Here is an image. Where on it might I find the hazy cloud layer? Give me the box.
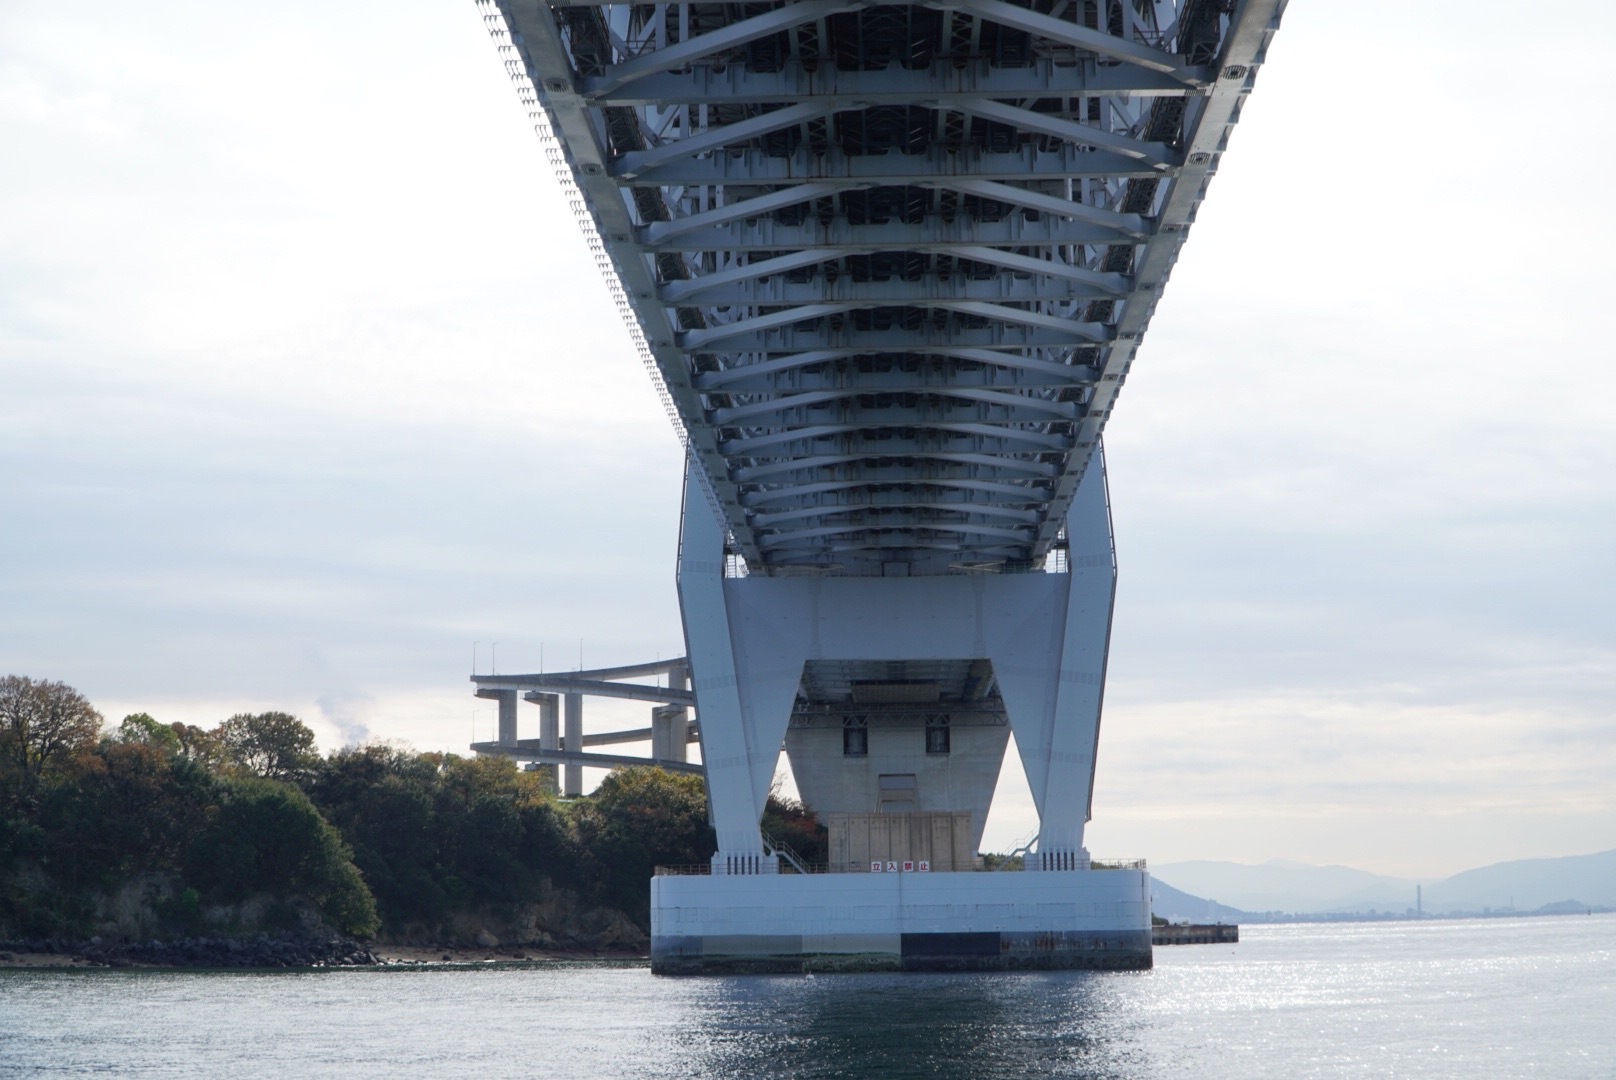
[2,0,1611,875]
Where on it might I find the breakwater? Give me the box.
[1153,923,1239,945]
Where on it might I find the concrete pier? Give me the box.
[652,868,1153,974]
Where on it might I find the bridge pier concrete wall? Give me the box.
[676,452,1117,873]
[651,868,1152,974]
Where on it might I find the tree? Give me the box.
[40,741,217,889]
[0,676,102,797]
[187,777,379,937]
[170,722,229,772]
[115,712,181,754]
[763,793,828,867]
[572,766,714,926]
[216,712,317,781]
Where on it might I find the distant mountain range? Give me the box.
[1149,848,1616,921]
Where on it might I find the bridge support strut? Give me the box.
[677,448,1118,877]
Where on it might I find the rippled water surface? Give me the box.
[3,916,1612,1078]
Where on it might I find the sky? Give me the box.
[2,0,1612,878]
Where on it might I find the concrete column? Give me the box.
[523,691,560,794]
[528,692,559,751]
[563,692,583,796]
[652,704,685,762]
[474,688,518,749]
[669,664,690,763]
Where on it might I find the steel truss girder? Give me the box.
[660,232,1135,294]
[699,366,1096,395]
[614,145,1168,186]
[642,215,1147,253]
[585,0,861,97]
[619,104,1169,179]
[757,518,1031,547]
[768,544,1026,563]
[954,100,1175,164]
[757,519,1035,548]
[488,0,1286,571]
[658,249,842,302]
[751,497,1042,528]
[666,272,1119,308]
[719,425,1073,456]
[933,180,1149,237]
[741,476,1052,507]
[640,185,846,246]
[694,348,1098,390]
[615,101,832,179]
[711,389,1080,426]
[583,59,1208,106]
[689,324,1112,354]
[732,453,1059,482]
[949,0,1195,78]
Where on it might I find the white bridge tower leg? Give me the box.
[677,464,792,874]
[676,450,1117,876]
[995,445,1116,871]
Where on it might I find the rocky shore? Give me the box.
[0,935,650,970]
[0,932,378,970]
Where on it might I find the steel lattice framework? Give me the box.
[480,0,1284,574]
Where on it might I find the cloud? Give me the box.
[2,0,1612,877]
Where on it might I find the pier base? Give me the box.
[651,868,1153,974]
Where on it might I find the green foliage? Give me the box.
[187,776,378,937]
[37,743,219,891]
[306,745,587,934]
[572,766,715,926]
[217,712,318,781]
[762,793,828,867]
[115,713,181,754]
[1,678,735,944]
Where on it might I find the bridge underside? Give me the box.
[485,0,1282,575]
[478,0,1283,972]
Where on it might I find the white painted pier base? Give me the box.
[652,868,1153,974]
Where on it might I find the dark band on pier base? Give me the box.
[652,929,1152,975]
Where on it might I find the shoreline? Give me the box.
[0,942,648,971]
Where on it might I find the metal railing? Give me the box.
[654,857,1146,876]
[763,835,818,875]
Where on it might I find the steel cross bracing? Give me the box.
[480,0,1284,575]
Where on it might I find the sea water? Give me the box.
[2,915,1612,1078]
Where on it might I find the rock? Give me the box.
[474,930,499,949]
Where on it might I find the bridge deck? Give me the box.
[482,0,1284,575]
